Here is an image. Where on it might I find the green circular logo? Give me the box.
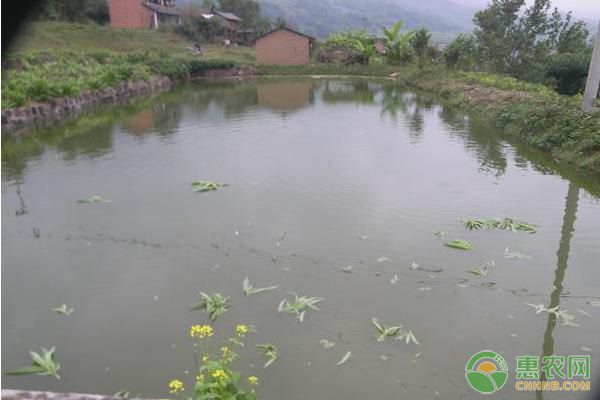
[465,350,509,394]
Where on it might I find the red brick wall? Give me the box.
[255,29,310,65]
[109,0,153,29]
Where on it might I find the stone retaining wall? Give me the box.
[1,67,258,135]
[1,77,172,134]
[1,390,162,400]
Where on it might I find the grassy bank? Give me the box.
[2,21,253,110]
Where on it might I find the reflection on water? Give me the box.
[2,78,600,400]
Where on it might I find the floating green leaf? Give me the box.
[371,318,403,342]
[5,347,61,379]
[336,351,352,366]
[278,293,323,322]
[257,344,278,368]
[190,180,228,193]
[462,218,537,233]
[52,304,74,316]
[77,195,111,204]
[242,277,278,296]
[444,239,473,250]
[191,292,230,321]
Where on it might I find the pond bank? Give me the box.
[1,67,256,134]
[1,390,161,400]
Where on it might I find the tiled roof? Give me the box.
[255,26,315,41]
[142,3,180,16]
[215,11,242,22]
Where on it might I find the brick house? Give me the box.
[255,26,315,66]
[109,0,180,29]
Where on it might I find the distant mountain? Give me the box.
[178,0,477,38]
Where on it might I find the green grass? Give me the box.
[8,21,255,63]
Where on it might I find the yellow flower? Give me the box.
[190,325,214,339]
[220,346,230,354]
[211,369,228,382]
[168,379,184,394]
[201,355,210,363]
[235,324,249,336]
[196,374,204,383]
[248,376,259,386]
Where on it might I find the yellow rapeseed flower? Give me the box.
[235,324,249,336]
[190,325,214,339]
[202,355,210,363]
[248,376,259,386]
[168,379,184,394]
[196,374,204,383]
[211,369,227,380]
[220,346,230,354]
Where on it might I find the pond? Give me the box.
[2,78,600,400]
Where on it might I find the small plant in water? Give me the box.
[52,304,74,316]
[77,195,111,204]
[444,239,473,250]
[192,292,230,321]
[5,347,61,379]
[242,277,278,296]
[256,344,279,368]
[168,324,258,400]
[462,217,537,233]
[191,180,228,193]
[371,318,403,342]
[278,293,324,322]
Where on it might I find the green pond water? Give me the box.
[2,78,600,400]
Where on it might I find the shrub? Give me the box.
[545,51,592,95]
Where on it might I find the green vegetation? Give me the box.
[256,344,279,368]
[5,347,61,380]
[462,217,537,233]
[77,195,111,204]
[191,180,229,193]
[444,239,473,250]
[277,293,324,322]
[192,292,231,321]
[175,324,259,400]
[52,304,74,316]
[242,277,279,296]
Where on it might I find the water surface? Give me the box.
[2,78,600,400]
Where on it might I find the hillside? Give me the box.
[179,0,476,38]
[7,21,255,63]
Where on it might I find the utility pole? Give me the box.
[582,20,600,112]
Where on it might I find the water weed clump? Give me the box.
[444,239,473,250]
[52,304,74,316]
[242,277,278,296]
[256,344,279,368]
[191,180,228,193]
[168,324,259,400]
[5,347,61,379]
[192,292,230,321]
[278,293,324,322]
[461,217,537,233]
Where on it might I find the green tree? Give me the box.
[217,0,271,32]
[323,30,376,64]
[444,34,478,69]
[382,21,415,64]
[411,28,431,59]
[35,0,109,24]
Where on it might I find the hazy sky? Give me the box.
[453,0,600,19]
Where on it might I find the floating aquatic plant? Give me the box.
[319,339,335,349]
[190,180,228,193]
[371,318,403,342]
[433,231,446,238]
[5,347,61,379]
[256,344,278,368]
[397,329,421,345]
[504,247,532,260]
[525,303,579,327]
[444,239,473,250]
[462,218,537,233]
[52,304,73,316]
[242,277,278,296]
[468,261,495,276]
[336,351,352,366]
[77,195,111,204]
[191,292,230,321]
[278,293,323,322]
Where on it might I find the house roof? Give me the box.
[142,2,180,16]
[255,26,315,42]
[215,11,242,22]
